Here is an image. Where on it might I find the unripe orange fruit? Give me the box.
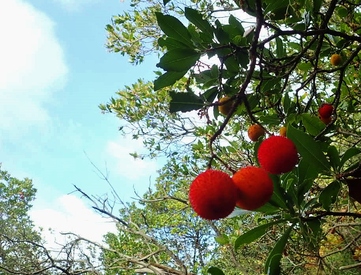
[218,96,233,116]
[279,126,287,137]
[189,170,238,220]
[247,124,265,142]
[257,136,298,174]
[318,103,333,119]
[232,166,273,210]
[330,54,342,66]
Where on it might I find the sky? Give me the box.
[0,0,161,244]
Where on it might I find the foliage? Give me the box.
[0,166,46,274]
[0,167,102,275]
[99,0,361,274]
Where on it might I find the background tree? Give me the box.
[0,167,103,275]
[0,165,47,274]
[99,0,361,274]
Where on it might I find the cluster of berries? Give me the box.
[189,135,299,220]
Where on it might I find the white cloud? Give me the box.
[0,0,68,140]
[30,194,116,249]
[106,137,158,181]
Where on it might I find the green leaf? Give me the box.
[169,91,204,113]
[163,0,171,5]
[215,234,229,245]
[184,8,214,38]
[301,113,325,136]
[288,126,331,175]
[313,0,322,14]
[156,49,200,72]
[340,147,361,168]
[208,267,225,275]
[283,92,290,113]
[235,219,288,250]
[301,219,322,249]
[261,78,281,94]
[154,71,187,91]
[298,62,312,71]
[264,224,294,275]
[319,181,341,211]
[268,174,290,210]
[237,50,249,69]
[275,37,284,58]
[228,14,244,35]
[158,37,191,50]
[327,145,340,170]
[264,0,289,16]
[155,12,193,47]
[201,86,218,103]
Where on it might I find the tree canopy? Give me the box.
[99,0,361,274]
[4,0,361,273]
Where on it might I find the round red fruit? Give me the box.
[189,169,238,220]
[232,166,273,210]
[318,103,333,119]
[257,136,298,174]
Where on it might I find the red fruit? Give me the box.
[189,170,238,220]
[232,166,273,210]
[320,115,332,124]
[257,136,298,174]
[318,103,333,119]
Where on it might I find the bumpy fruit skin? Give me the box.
[247,124,265,142]
[279,126,287,137]
[257,136,298,174]
[330,54,342,66]
[318,103,333,119]
[189,169,238,220]
[218,96,233,116]
[232,166,273,210]
[320,115,332,124]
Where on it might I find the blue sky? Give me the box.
[0,0,161,243]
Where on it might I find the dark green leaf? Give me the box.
[163,0,171,5]
[261,78,281,93]
[268,174,290,210]
[208,267,225,275]
[264,224,294,275]
[301,219,322,249]
[155,12,193,47]
[214,20,230,44]
[154,71,187,91]
[264,0,289,16]
[319,181,341,211]
[184,8,214,38]
[327,146,340,170]
[301,113,325,136]
[235,219,288,250]
[275,37,284,58]
[158,37,191,50]
[169,91,204,113]
[237,50,249,69]
[201,87,218,103]
[313,0,322,13]
[156,49,200,72]
[340,147,361,168]
[298,62,312,71]
[283,92,290,113]
[228,15,244,35]
[224,56,239,73]
[288,126,331,175]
